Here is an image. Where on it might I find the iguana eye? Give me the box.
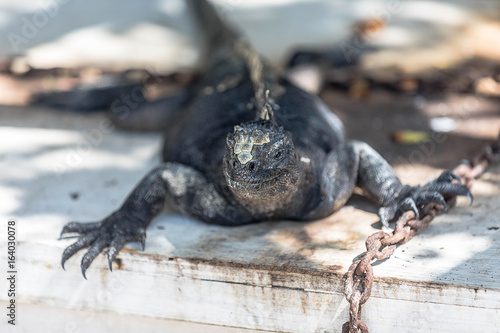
[274,151,282,159]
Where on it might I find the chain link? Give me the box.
[341,132,500,332]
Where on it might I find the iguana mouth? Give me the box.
[226,171,287,188]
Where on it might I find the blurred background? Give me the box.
[0,0,499,70]
[0,0,499,98]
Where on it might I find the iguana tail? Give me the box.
[187,0,276,122]
[186,0,239,67]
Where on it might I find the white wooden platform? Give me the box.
[0,108,499,332]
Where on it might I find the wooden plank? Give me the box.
[0,301,262,333]
[5,242,500,332]
[0,123,499,332]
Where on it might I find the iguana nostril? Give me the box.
[233,161,237,167]
[248,162,255,171]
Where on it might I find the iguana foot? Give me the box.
[60,211,147,279]
[378,171,473,228]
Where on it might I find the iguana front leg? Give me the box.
[60,162,250,278]
[306,141,472,225]
[350,141,472,227]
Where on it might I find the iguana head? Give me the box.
[223,120,300,206]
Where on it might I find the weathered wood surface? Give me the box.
[0,301,261,333]
[0,117,499,332]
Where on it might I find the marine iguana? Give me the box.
[60,0,472,278]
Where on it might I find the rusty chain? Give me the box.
[342,132,500,333]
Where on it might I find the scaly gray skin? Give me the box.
[60,0,472,279]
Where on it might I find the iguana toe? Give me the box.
[80,237,110,279]
[107,237,127,272]
[436,170,461,184]
[414,191,448,211]
[60,221,101,238]
[61,231,99,270]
